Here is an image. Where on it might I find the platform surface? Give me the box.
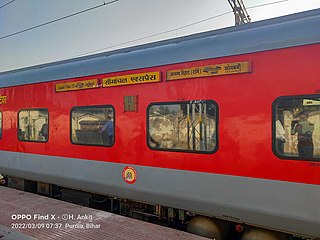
[0,186,206,240]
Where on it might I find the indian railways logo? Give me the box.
[122,166,137,184]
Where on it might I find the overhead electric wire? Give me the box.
[247,0,288,9]
[0,0,119,40]
[71,0,289,58]
[0,0,15,9]
[71,11,233,58]
[0,0,291,64]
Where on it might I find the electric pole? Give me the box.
[227,0,251,25]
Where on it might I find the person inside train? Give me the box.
[99,116,113,145]
[0,173,5,185]
[18,129,27,140]
[149,136,160,148]
[39,119,48,141]
[275,113,286,154]
[291,111,314,158]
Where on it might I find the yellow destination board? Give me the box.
[166,61,251,81]
[55,79,99,92]
[102,72,161,88]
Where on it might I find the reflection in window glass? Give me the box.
[148,100,217,153]
[71,106,114,146]
[274,96,320,160]
[18,109,48,142]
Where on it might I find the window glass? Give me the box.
[18,109,48,142]
[71,106,114,146]
[147,100,217,153]
[274,96,320,160]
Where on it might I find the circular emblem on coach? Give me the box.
[122,166,137,184]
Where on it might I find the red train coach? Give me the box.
[0,9,320,240]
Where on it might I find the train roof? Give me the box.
[0,8,320,88]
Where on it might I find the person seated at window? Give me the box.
[0,173,5,185]
[18,129,26,140]
[39,120,48,140]
[99,116,113,145]
[291,111,314,158]
[276,113,286,154]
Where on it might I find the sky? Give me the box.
[0,0,319,72]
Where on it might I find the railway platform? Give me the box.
[0,186,206,240]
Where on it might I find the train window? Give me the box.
[18,109,49,142]
[0,111,2,139]
[71,106,114,146]
[273,96,320,161]
[147,100,218,153]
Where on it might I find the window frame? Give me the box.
[146,100,219,154]
[70,105,115,147]
[17,108,49,143]
[272,94,320,162]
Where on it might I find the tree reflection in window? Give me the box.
[148,100,217,153]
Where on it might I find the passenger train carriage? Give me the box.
[0,9,320,240]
